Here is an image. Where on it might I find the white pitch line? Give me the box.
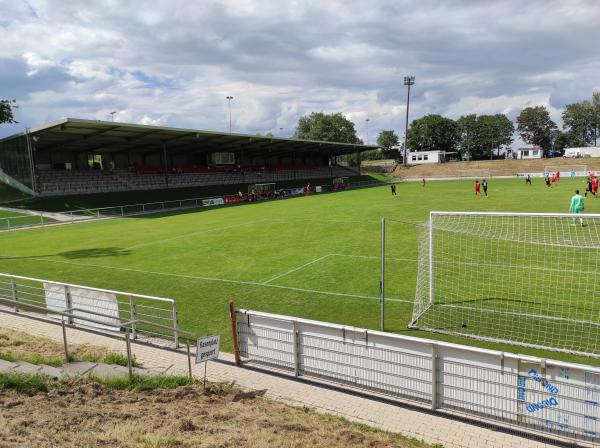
[5,256,412,303]
[440,303,600,326]
[330,253,417,262]
[262,254,333,284]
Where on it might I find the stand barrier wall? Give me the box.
[234,308,600,446]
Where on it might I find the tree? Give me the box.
[478,114,514,158]
[456,114,478,160]
[592,92,600,146]
[0,99,18,125]
[406,114,459,153]
[516,106,556,150]
[294,112,361,144]
[562,92,600,146]
[361,149,385,160]
[376,130,400,158]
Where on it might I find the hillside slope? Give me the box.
[394,158,600,178]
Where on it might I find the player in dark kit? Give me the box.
[482,179,488,196]
[390,183,396,195]
[525,174,532,185]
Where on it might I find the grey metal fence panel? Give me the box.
[235,309,600,445]
[0,273,181,347]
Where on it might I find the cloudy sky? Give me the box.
[1,0,599,143]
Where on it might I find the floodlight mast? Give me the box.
[226,96,234,133]
[403,76,415,167]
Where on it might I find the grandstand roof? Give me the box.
[6,118,377,157]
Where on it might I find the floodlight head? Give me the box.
[403,76,415,85]
[226,95,233,100]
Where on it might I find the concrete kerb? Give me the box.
[0,309,579,448]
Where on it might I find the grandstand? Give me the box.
[0,118,373,196]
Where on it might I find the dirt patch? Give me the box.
[0,328,115,365]
[0,379,430,448]
[0,327,431,447]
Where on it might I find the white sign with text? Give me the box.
[196,335,220,363]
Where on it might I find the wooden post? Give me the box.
[203,362,207,391]
[126,328,133,379]
[186,342,192,380]
[61,318,69,363]
[228,300,241,366]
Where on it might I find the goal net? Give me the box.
[410,211,600,357]
[248,183,275,199]
[333,177,349,190]
[456,169,491,179]
[544,165,588,177]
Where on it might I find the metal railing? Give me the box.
[233,308,600,446]
[0,178,392,231]
[0,273,183,348]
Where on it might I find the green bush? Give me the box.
[93,374,196,391]
[0,372,52,396]
[101,353,140,368]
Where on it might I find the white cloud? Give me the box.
[1,0,599,140]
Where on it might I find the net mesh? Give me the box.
[410,212,600,357]
[456,169,491,179]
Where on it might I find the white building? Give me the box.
[408,150,450,165]
[515,147,543,159]
[564,147,600,158]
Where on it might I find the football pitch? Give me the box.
[1,177,598,365]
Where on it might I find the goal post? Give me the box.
[456,169,491,179]
[410,211,600,357]
[543,165,588,177]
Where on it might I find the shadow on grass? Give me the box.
[0,246,131,260]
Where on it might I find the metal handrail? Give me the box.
[0,296,192,341]
[0,273,175,303]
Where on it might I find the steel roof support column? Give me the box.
[162,142,169,189]
[25,129,39,194]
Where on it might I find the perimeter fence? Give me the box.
[0,178,392,231]
[233,308,600,446]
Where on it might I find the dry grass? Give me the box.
[0,379,432,448]
[0,329,433,447]
[394,157,600,178]
[0,328,117,366]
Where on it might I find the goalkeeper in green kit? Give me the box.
[570,189,585,226]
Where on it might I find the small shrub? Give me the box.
[0,372,52,396]
[102,353,140,368]
[0,352,64,367]
[94,374,196,391]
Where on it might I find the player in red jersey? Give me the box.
[592,176,599,197]
[475,179,481,196]
[556,171,560,181]
[305,183,311,197]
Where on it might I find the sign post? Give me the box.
[196,335,220,391]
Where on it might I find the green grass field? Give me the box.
[1,177,599,365]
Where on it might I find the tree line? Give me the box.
[4,91,599,161]
[292,92,600,160]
